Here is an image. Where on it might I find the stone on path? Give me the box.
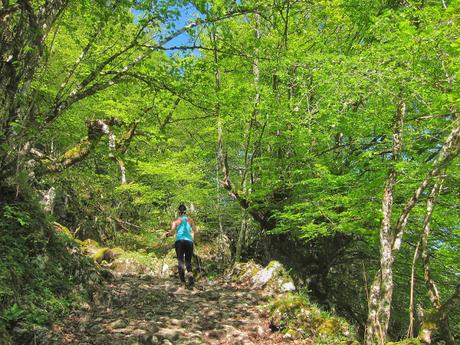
[109,319,128,329]
[156,327,185,341]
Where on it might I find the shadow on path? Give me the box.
[44,275,295,345]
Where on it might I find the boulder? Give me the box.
[91,247,109,263]
[251,260,296,294]
[280,282,296,292]
[268,293,358,343]
[89,246,124,264]
[80,239,100,255]
[77,238,125,264]
[228,260,295,294]
[102,247,124,263]
[227,260,262,284]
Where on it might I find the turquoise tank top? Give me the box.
[176,216,193,242]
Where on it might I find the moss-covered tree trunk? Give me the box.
[419,284,459,345]
[0,1,69,180]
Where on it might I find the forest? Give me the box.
[1,0,459,344]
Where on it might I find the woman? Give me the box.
[168,204,196,286]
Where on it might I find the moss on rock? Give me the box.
[252,260,296,294]
[91,248,109,263]
[227,260,296,294]
[102,247,124,263]
[53,222,74,238]
[267,293,357,344]
[227,260,262,284]
[79,239,100,256]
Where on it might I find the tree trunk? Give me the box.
[114,157,127,185]
[365,98,405,344]
[241,12,261,188]
[365,112,460,344]
[235,12,261,262]
[40,187,56,213]
[210,17,272,231]
[0,1,69,177]
[235,210,247,262]
[419,284,459,345]
[407,241,420,338]
[417,179,456,345]
[421,181,443,310]
[28,119,136,182]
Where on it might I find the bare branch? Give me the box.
[392,116,460,252]
[39,118,118,173]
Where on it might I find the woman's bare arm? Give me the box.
[167,218,179,236]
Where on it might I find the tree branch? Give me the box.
[43,6,261,126]
[35,117,138,176]
[392,116,460,253]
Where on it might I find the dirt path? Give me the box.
[44,274,295,345]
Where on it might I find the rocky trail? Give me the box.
[43,273,299,345]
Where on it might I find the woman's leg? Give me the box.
[184,241,194,286]
[184,241,194,273]
[175,240,186,282]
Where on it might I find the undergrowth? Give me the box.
[0,183,99,345]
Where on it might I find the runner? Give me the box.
[167,204,196,287]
